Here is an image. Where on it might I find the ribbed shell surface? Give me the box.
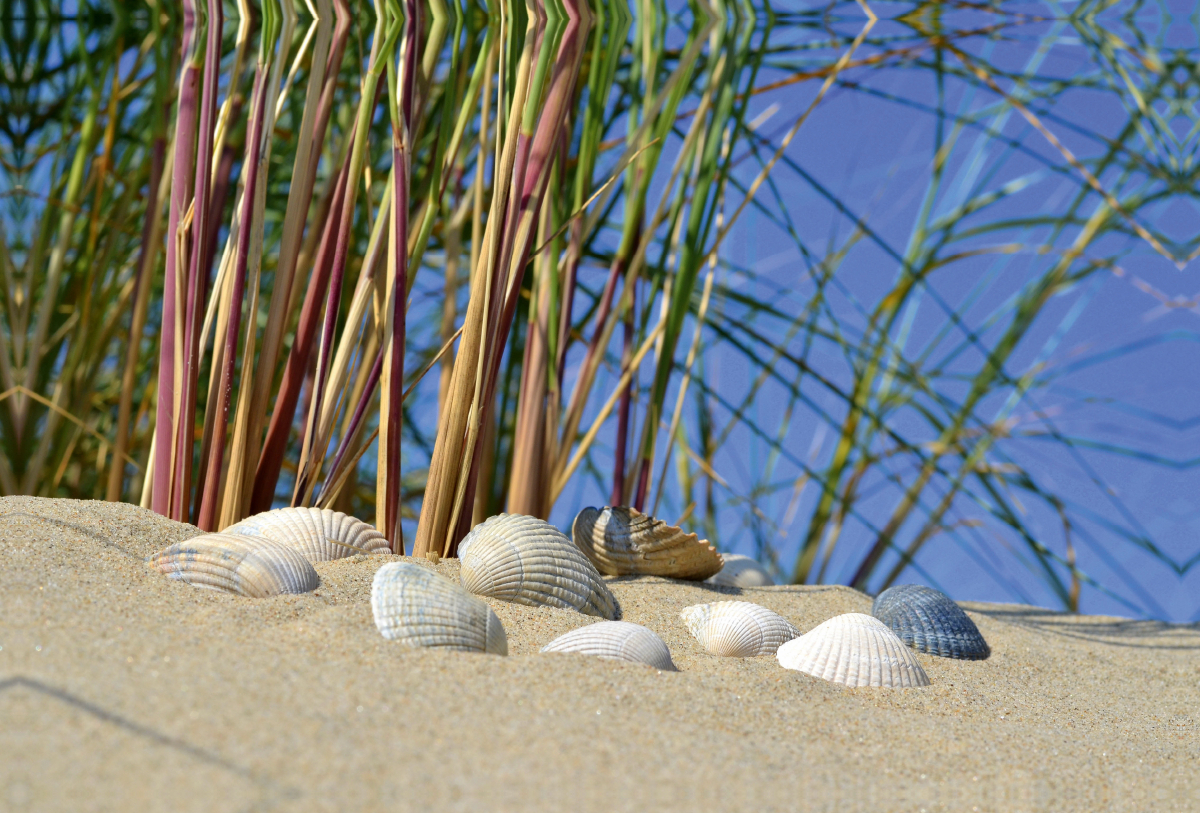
[704,554,775,587]
[371,562,507,654]
[571,506,723,580]
[680,601,798,657]
[776,613,930,688]
[458,514,619,619]
[872,584,991,660]
[147,534,320,598]
[225,507,390,562]
[540,621,677,671]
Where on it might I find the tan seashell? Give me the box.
[540,621,677,670]
[225,506,389,563]
[458,513,619,619]
[147,533,319,598]
[571,506,723,580]
[679,601,798,657]
[371,562,507,654]
[776,613,930,688]
[704,554,775,587]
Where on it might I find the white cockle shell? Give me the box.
[458,513,620,619]
[704,554,775,587]
[679,601,799,657]
[225,506,390,563]
[540,621,677,671]
[572,506,723,580]
[371,562,507,654]
[147,533,320,598]
[776,613,930,688]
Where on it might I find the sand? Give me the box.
[1,497,1194,812]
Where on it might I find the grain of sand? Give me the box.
[1,498,1195,811]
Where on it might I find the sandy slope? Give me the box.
[0,497,1194,812]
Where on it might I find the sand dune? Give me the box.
[1,497,1194,811]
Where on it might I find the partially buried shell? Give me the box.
[147,533,319,598]
[541,621,677,671]
[704,554,775,587]
[776,613,930,688]
[224,506,390,563]
[371,562,507,654]
[680,601,798,657]
[572,506,723,580]
[872,584,990,660]
[458,513,620,619]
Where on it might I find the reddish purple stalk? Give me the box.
[380,0,419,550]
[169,0,223,522]
[152,0,199,517]
[611,279,634,506]
[196,67,269,531]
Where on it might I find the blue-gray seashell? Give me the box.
[871,584,990,661]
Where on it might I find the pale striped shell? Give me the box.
[572,506,723,580]
[458,513,619,619]
[224,506,389,563]
[147,533,319,598]
[776,613,930,688]
[872,584,990,660]
[705,554,775,587]
[371,562,507,654]
[540,621,677,671]
[680,601,798,657]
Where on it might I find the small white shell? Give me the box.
[776,613,930,688]
[225,506,390,563]
[572,506,723,580]
[147,533,319,597]
[680,601,798,657]
[458,514,619,619]
[371,562,507,654]
[541,621,677,671]
[704,554,775,587]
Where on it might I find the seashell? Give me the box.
[776,613,930,688]
[872,584,991,660]
[371,562,507,654]
[458,513,619,619]
[679,601,798,657]
[224,506,390,563]
[704,554,775,587]
[572,506,723,580]
[147,533,319,598]
[540,621,677,671]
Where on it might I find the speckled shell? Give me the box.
[680,601,798,657]
[371,562,507,654]
[458,513,620,619]
[540,621,678,671]
[571,506,723,580]
[224,507,389,563]
[147,533,319,598]
[776,613,930,688]
[872,584,991,660]
[704,554,775,587]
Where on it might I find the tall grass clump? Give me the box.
[1,0,1191,617]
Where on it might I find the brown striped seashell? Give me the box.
[224,506,390,563]
[571,506,723,580]
[704,554,775,587]
[776,613,930,688]
[680,601,799,657]
[371,562,507,654]
[458,513,619,619]
[540,621,677,670]
[147,533,319,598]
